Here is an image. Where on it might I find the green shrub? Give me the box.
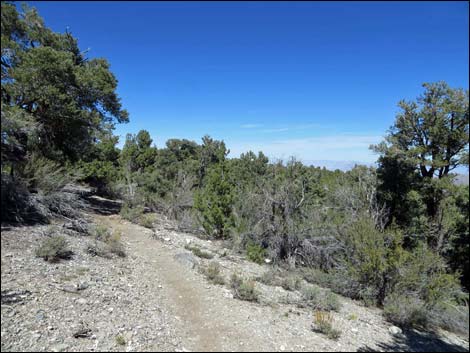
[257,268,305,292]
[88,227,125,258]
[202,262,225,285]
[106,231,126,257]
[383,293,428,327]
[138,213,155,229]
[1,174,39,224]
[94,224,110,241]
[36,235,72,262]
[257,269,302,291]
[347,313,358,321]
[301,263,379,307]
[301,267,328,285]
[341,217,405,305]
[246,242,266,264]
[381,245,465,331]
[301,286,342,312]
[230,272,244,290]
[280,275,303,291]
[237,281,259,302]
[392,245,462,308]
[313,311,341,340]
[86,242,112,259]
[428,301,469,335]
[23,153,74,194]
[76,159,120,197]
[185,244,214,259]
[230,273,259,302]
[120,204,155,229]
[115,335,126,345]
[301,267,361,303]
[324,291,342,312]
[194,163,235,239]
[120,204,145,222]
[177,209,201,233]
[256,268,282,286]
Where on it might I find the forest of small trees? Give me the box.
[1,2,469,334]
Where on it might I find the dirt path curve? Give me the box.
[94,214,470,353]
[97,214,268,352]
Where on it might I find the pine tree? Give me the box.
[194,162,235,238]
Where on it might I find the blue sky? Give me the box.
[27,1,469,167]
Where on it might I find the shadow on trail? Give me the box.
[84,195,122,215]
[357,328,469,352]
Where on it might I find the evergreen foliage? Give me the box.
[194,162,235,238]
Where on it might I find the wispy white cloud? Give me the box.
[262,127,290,133]
[227,134,384,163]
[240,124,263,129]
[248,122,328,133]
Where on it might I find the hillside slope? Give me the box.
[1,210,469,352]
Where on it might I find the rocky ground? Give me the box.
[1,206,469,352]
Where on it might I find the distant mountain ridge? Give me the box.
[303,160,375,171]
[303,161,469,185]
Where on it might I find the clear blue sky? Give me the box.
[27,1,469,166]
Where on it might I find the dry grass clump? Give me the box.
[36,235,72,262]
[313,311,341,340]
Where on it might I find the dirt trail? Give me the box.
[2,211,468,352]
[95,213,470,353]
[98,214,267,352]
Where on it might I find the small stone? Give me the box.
[36,310,46,321]
[73,326,91,338]
[77,282,89,291]
[76,298,88,305]
[223,290,234,299]
[264,258,272,264]
[164,237,171,242]
[108,307,114,313]
[389,326,402,336]
[280,345,286,351]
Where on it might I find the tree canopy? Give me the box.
[372,82,469,180]
[1,1,128,164]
